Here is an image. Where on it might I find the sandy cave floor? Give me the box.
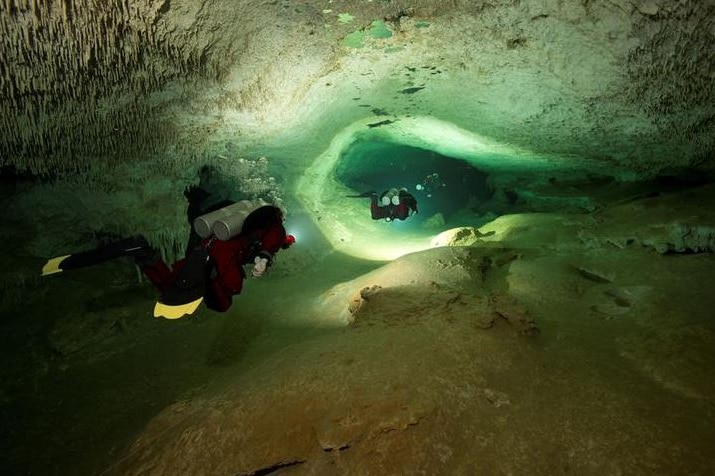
[2,193,715,475]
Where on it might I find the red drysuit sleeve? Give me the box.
[257,224,288,258]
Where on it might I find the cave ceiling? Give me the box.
[0,0,712,177]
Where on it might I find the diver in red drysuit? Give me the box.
[140,205,295,312]
[370,188,419,222]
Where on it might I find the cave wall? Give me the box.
[0,0,713,258]
[2,0,713,175]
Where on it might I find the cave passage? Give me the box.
[334,140,493,226]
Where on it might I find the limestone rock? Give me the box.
[575,266,614,284]
[431,227,496,247]
[583,285,653,319]
[636,1,660,16]
[316,400,431,452]
[49,309,126,359]
[490,293,539,336]
[421,212,445,229]
[359,285,383,301]
[665,223,715,253]
[481,388,511,408]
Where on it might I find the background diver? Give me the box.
[41,191,295,319]
[347,187,419,222]
[415,172,445,198]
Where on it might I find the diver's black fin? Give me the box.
[154,247,210,319]
[345,190,377,198]
[41,236,153,276]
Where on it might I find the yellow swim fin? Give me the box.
[41,255,71,276]
[153,297,204,319]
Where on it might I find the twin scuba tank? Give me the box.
[193,200,262,241]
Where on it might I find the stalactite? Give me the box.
[3,0,236,184]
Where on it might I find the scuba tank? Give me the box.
[193,200,262,241]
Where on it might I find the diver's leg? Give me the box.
[141,259,174,292]
[157,247,211,307]
[370,193,384,220]
[42,235,159,276]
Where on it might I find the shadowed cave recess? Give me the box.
[333,139,713,231]
[335,140,493,227]
[1,0,715,475]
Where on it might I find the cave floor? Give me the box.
[2,191,715,476]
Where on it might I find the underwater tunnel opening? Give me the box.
[334,140,493,227]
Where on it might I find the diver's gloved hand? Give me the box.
[252,256,269,277]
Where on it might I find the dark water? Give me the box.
[334,140,715,232]
[334,140,492,224]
